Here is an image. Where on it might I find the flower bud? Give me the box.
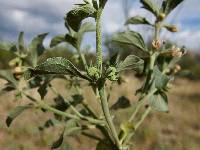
[87,66,100,80]
[14,67,23,75]
[165,25,178,32]
[175,64,181,72]
[107,66,118,81]
[13,67,23,80]
[173,64,181,74]
[158,13,166,21]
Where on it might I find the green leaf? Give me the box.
[117,55,144,72]
[125,16,152,26]
[111,96,131,110]
[29,33,48,67]
[38,119,60,131]
[17,32,25,53]
[109,53,120,66]
[25,57,90,81]
[6,105,32,127]
[37,76,53,99]
[0,83,16,96]
[79,22,96,33]
[0,49,17,62]
[50,35,66,48]
[112,31,147,51]
[0,42,17,52]
[66,3,96,32]
[59,141,74,150]
[51,119,79,149]
[65,34,78,48]
[0,70,18,87]
[162,0,184,15]
[140,0,160,16]
[152,67,170,90]
[148,91,168,112]
[92,0,98,9]
[51,130,64,149]
[99,0,108,8]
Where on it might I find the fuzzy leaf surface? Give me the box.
[148,91,168,112]
[25,57,90,81]
[125,16,152,25]
[117,55,144,72]
[140,0,160,16]
[112,31,147,51]
[29,33,48,67]
[162,0,184,15]
[66,3,96,32]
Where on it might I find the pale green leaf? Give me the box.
[125,16,152,26]
[17,32,25,53]
[112,31,147,51]
[50,35,66,48]
[148,91,168,112]
[0,70,18,87]
[117,55,144,72]
[29,33,48,67]
[152,67,170,90]
[79,22,95,33]
[140,0,160,16]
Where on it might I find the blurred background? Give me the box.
[0,0,200,150]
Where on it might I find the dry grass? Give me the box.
[0,76,200,150]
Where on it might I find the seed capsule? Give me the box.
[152,39,161,50]
[172,49,182,58]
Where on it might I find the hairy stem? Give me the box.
[98,84,121,148]
[96,9,103,71]
[77,45,88,70]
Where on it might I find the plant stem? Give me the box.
[96,9,103,72]
[37,100,80,120]
[123,107,152,146]
[128,89,156,122]
[49,85,104,125]
[98,84,121,148]
[22,90,104,125]
[77,45,88,70]
[135,107,151,129]
[154,22,160,40]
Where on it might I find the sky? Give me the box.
[0,0,200,51]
